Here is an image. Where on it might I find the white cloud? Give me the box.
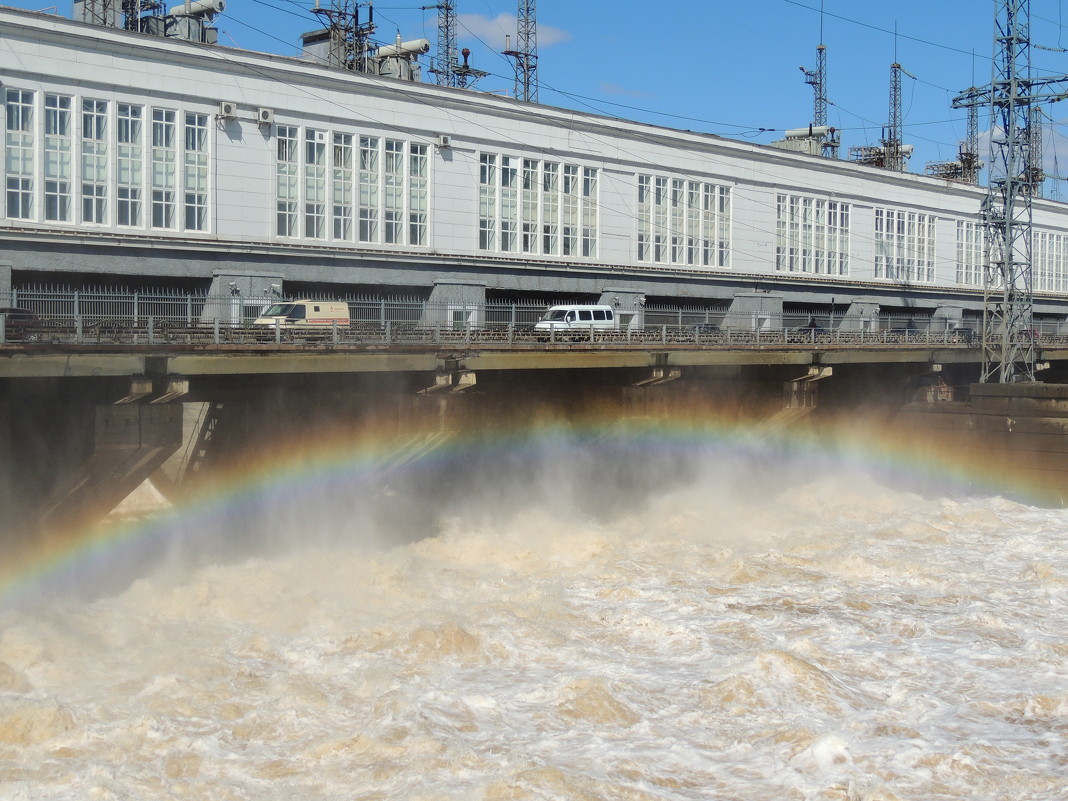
[457,13,571,49]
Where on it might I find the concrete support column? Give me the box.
[934,305,964,331]
[200,270,285,326]
[423,280,487,328]
[728,291,783,331]
[597,287,646,330]
[841,301,880,332]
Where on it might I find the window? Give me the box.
[5,89,34,219]
[521,158,538,254]
[874,207,934,282]
[183,112,208,230]
[383,139,403,244]
[151,109,177,229]
[358,135,379,242]
[81,99,108,223]
[332,132,353,240]
[776,193,848,275]
[44,94,72,222]
[478,156,598,258]
[276,124,299,236]
[409,143,428,246]
[478,153,497,250]
[305,128,326,238]
[1033,229,1068,293]
[638,173,731,267]
[117,104,143,227]
[956,220,984,287]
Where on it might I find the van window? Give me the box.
[263,303,294,317]
[565,311,575,323]
[592,309,607,321]
[313,305,321,312]
[290,305,306,319]
[578,310,592,321]
[605,310,614,321]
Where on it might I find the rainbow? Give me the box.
[0,409,1045,609]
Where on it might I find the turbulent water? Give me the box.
[2,458,1067,800]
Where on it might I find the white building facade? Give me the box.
[3,5,1068,326]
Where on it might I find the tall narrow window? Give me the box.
[408,143,428,246]
[653,177,668,262]
[500,156,518,252]
[304,128,326,238]
[542,161,559,255]
[478,153,497,250]
[183,112,208,230]
[151,109,176,229]
[561,165,579,256]
[5,89,34,220]
[358,135,379,242]
[276,124,298,236]
[582,167,597,258]
[521,158,538,254]
[332,132,353,240]
[116,104,143,227]
[81,99,108,224]
[44,94,72,222]
[383,139,404,244]
[637,175,651,261]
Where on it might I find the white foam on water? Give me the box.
[2,472,1067,800]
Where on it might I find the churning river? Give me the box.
[1,459,1067,800]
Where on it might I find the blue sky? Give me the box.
[13,1,1068,187]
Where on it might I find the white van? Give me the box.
[253,300,350,328]
[534,304,619,333]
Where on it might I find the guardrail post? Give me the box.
[508,322,514,344]
[384,320,391,344]
[275,322,281,346]
[661,325,667,344]
[148,316,154,344]
[332,320,338,345]
[214,318,220,344]
[551,326,556,345]
[133,292,139,325]
[589,324,594,343]
[0,314,6,345]
[76,315,83,344]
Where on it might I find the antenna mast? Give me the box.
[426,1,486,88]
[953,0,1068,383]
[312,0,376,73]
[883,61,914,171]
[504,0,539,102]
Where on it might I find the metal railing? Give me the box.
[0,285,1061,349]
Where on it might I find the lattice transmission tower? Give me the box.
[849,62,914,170]
[312,0,376,73]
[426,1,486,88]
[953,0,1068,383]
[504,0,538,102]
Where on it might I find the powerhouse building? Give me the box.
[3,4,1068,328]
